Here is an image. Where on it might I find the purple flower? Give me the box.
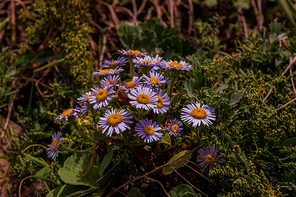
[77,91,92,103]
[143,71,171,87]
[89,86,115,110]
[101,75,120,87]
[135,119,162,143]
[197,145,223,170]
[118,49,147,56]
[181,102,216,127]
[153,88,170,114]
[128,86,158,110]
[120,76,143,93]
[102,57,127,68]
[55,106,80,122]
[168,119,183,137]
[98,108,133,137]
[47,132,63,159]
[93,66,124,77]
[161,60,192,71]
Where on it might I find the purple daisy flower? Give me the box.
[89,86,115,110]
[93,66,124,77]
[55,106,80,122]
[153,88,170,114]
[162,60,192,71]
[197,145,223,170]
[143,71,171,87]
[120,76,143,93]
[168,119,183,137]
[77,91,92,103]
[128,86,158,110]
[101,75,120,87]
[135,119,163,143]
[133,55,159,68]
[102,57,127,68]
[118,49,147,56]
[47,132,63,159]
[98,108,133,137]
[80,102,88,115]
[181,102,216,127]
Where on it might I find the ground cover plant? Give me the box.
[0,0,296,196]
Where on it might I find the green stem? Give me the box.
[60,144,95,153]
[127,56,135,76]
[168,75,176,99]
[22,144,47,153]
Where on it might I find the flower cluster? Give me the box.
[51,49,221,169]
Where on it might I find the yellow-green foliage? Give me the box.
[18,0,93,81]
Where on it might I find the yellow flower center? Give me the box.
[169,62,183,68]
[140,60,152,64]
[205,154,216,164]
[50,139,59,151]
[107,113,123,127]
[86,94,91,99]
[190,108,207,119]
[150,77,160,84]
[125,81,137,89]
[62,108,73,117]
[128,49,141,55]
[136,93,150,104]
[157,59,161,63]
[106,79,116,86]
[100,69,114,74]
[96,89,108,102]
[143,125,155,135]
[156,96,163,108]
[111,60,118,65]
[171,124,179,133]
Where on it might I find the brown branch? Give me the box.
[144,176,170,197]
[172,167,207,196]
[38,26,53,50]
[168,0,174,28]
[10,0,16,47]
[187,0,194,35]
[136,0,148,17]
[115,7,134,20]
[150,0,167,27]
[106,145,202,197]
[276,97,296,111]
[98,0,121,28]
[132,0,137,23]
[181,160,210,181]
[236,6,248,40]
[99,35,107,69]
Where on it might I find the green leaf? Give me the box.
[232,0,250,9]
[97,145,113,177]
[163,150,192,175]
[184,79,196,98]
[23,153,48,167]
[205,0,217,7]
[36,166,51,177]
[46,185,82,197]
[278,0,296,26]
[91,189,105,197]
[281,137,296,147]
[96,160,121,187]
[82,149,95,177]
[159,133,171,146]
[157,114,165,125]
[229,92,243,105]
[182,192,201,197]
[215,84,229,94]
[168,184,194,197]
[127,188,145,197]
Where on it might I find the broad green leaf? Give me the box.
[58,165,99,187]
[215,84,229,94]
[127,188,145,197]
[281,137,296,147]
[229,92,243,105]
[96,160,121,187]
[97,145,113,177]
[169,184,194,197]
[232,0,250,9]
[64,153,90,169]
[205,0,217,7]
[159,133,171,146]
[157,114,165,125]
[82,149,95,177]
[23,153,48,167]
[163,150,192,175]
[182,192,201,197]
[36,166,51,177]
[278,0,296,26]
[184,79,196,98]
[46,185,81,197]
[65,187,99,197]
[91,189,105,197]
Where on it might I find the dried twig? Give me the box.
[136,0,148,17]
[132,0,137,23]
[144,176,170,197]
[98,0,121,28]
[38,26,53,50]
[236,6,248,40]
[172,167,207,196]
[99,35,107,69]
[187,0,194,35]
[168,0,174,28]
[181,160,210,181]
[276,97,296,111]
